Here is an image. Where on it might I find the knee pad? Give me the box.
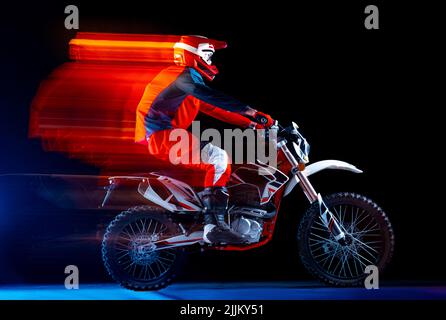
[202,144,229,185]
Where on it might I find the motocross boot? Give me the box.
[201,187,247,245]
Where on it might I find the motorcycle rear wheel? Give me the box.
[102,206,184,291]
[298,192,394,286]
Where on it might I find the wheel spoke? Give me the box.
[352,247,375,265]
[353,237,379,254]
[351,227,381,236]
[310,225,329,233]
[351,207,361,230]
[346,246,368,269]
[325,245,340,272]
[116,250,130,260]
[309,232,338,245]
[121,230,133,239]
[115,241,130,249]
[153,221,159,234]
[146,219,153,234]
[353,209,369,228]
[158,254,175,263]
[339,250,349,277]
[134,220,143,234]
[313,247,338,260]
[331,253,343,275]
[141,218,147,234]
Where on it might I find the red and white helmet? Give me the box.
[173,35,227,81]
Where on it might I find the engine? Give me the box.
[230,216,263,243]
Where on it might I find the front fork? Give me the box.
[279,141,346,242]
[295,171,346,241]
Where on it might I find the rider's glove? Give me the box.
[253,111,274,129]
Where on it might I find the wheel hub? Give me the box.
[340,234,354,246]
[129,234,159,265]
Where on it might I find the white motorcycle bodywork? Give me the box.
[128,159,362,214]
[283,160,363,197]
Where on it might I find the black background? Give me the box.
[0,1,444,284]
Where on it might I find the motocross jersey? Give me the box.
[135,65,255,144]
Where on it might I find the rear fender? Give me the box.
[102,174,203,212]
[137,174,203,212]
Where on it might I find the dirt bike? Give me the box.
[101,121,394,290]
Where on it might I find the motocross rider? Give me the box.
[135,35,274,244]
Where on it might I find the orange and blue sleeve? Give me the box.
[199,101,255,128]
[175,68,255,127]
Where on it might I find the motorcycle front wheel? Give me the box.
[102,206,184,291]
[297,192,394,286]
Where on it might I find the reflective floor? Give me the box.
[1,282,446,300]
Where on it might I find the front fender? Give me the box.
[283,160,363,197]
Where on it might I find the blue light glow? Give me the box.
[1,283,446,300]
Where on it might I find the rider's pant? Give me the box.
[147,129,231,187]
